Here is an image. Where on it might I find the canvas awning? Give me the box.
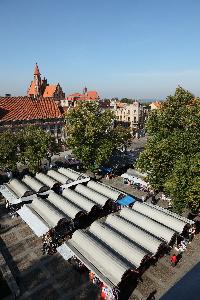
[117,195,136,206]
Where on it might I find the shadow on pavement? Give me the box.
[160,262,200,300]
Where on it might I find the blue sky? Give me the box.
[0,0,200,99]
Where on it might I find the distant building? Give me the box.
[27,63,65,101]
[61,87,100,111]
[0,96,65,143]
[149,101,161,110]
[110,100,145,132]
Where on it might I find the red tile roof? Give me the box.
[43,85,57,97]
[116,102,125,108]
[85,91,100,100]
[150,101,161,108]
[27,81,37,96]
[0,97,62,122]
[66,90,100,101]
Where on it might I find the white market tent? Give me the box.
[89,221,149,268]
[121,173,148,187]
[146,202,195,225]
[132,202,188,234]
[22,175,49,193]
[126,168,147,179]
[68,230,133,287]
[47,191,85,220]
[47,170,71,185]
[87,181,125,201]
[120,208,175,244]
[105,215,165,255]
[35,173,60,189]
[62,188,99,213]
[75,184,110,207]
[5,178,34,199]
[28,197,66,227]
[58,168,83,181]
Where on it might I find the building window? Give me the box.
[134,117,137,123]
[128,117,130,121]
[134,110,136,113]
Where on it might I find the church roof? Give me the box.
[85,91,100,100]
[27,81,37,96]
[0,97,62,122]
[43,85,57,97]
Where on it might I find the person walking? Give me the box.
[170,254,177,267]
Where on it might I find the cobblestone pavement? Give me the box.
[100,176,200,300]
[0,196,98,300]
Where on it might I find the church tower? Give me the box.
[27,63,43,97]
[33,63,42,96]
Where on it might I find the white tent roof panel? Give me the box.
[75,184,109,206]
[62,188,97,212]
[146,202,194,225]
[47,191,83,219]
[120,208,175,243]
[87,181,124,201]
[47,170,71,184]
[69,230,131,286]
[28,197,65,227]
[105,215,164,255]
[22,175,49,193]
[35,173,58,189]
[6,178,34,198]
[132,202,187,233]
[58,168,81,180]
[90,221,148,267]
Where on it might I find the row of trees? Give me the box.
[136,87,200,213]
[0,126,59,173]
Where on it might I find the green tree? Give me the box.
[65,102,132,173]
[120,98,134,104]
[0,130,19,171]
[136,87,200,213]
[18,126,57,173]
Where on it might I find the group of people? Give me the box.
[42,218,74,255]
[89,273,119,300]
[171,225,196,267]
[123,178,148,192]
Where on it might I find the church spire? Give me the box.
[34,63,40,76]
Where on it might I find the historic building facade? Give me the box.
[27,64,65,101]
[110,100,145,133]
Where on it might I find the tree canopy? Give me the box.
[0,126,58,173]
[120,98,134,104]
[136,87,200,213]
[17,126,57,173]
[65,102,132,172]
[0,130,19,171]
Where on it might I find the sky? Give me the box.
[0,0,200,99]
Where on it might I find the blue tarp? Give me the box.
[100,167,113,174]
[117,195,136,206]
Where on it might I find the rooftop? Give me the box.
[0,97,62,122]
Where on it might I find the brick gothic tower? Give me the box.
[33,63,42,96]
